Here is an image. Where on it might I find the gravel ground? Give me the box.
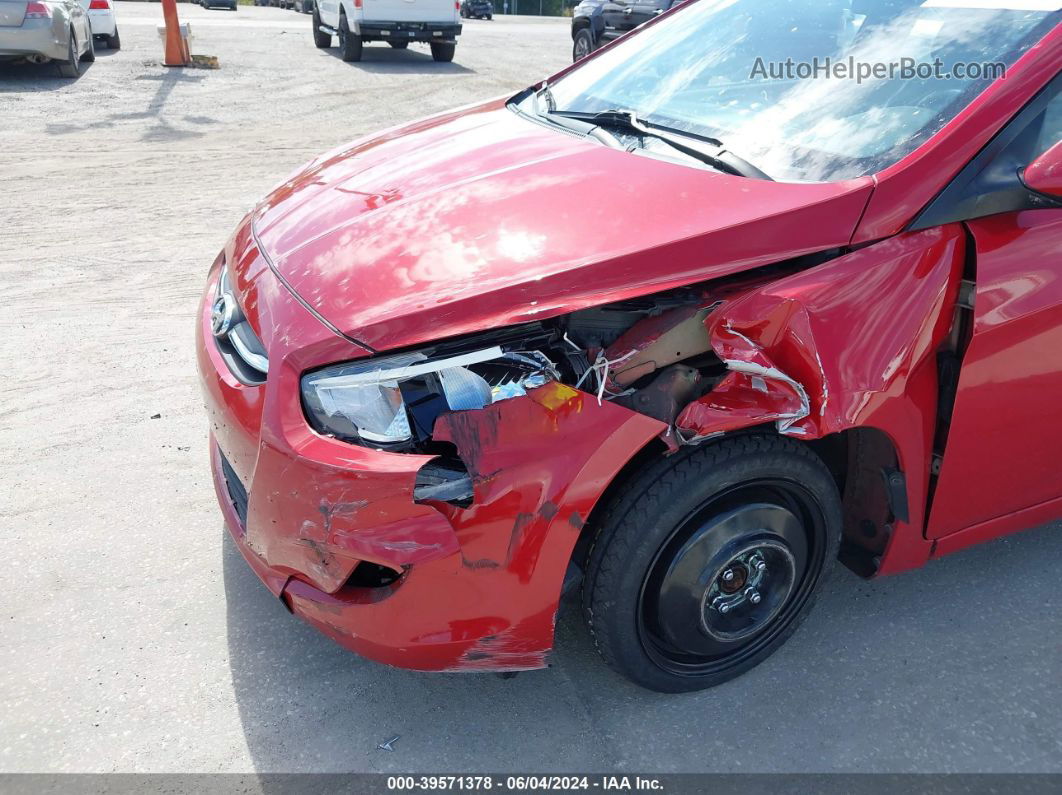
[2,3,1062,775]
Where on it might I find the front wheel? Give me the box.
[572,27,593,61]
[312,8,331,47]
[106,28,121,49]
[429,41,454,62]
[582,434,841,693]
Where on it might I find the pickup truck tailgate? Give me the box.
[361,0,455,23]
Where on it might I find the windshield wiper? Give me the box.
[549,109,773,181]
[525,87,625,148]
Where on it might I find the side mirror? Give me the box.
[1022,140,1062,199]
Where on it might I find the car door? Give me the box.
[626,0,668,29]
[926,80,1062,539]
[600,0,637,42]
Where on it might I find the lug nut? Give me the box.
[722,569,735,582]
[754,560,766,571]
[718,602,730,614]
[745,588,762,604]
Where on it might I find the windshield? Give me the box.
[549,0,1060,181]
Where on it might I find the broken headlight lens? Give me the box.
[301,346,557,448]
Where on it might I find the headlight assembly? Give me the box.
[301,346,557,448]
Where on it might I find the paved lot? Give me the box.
[2,2,1062,774]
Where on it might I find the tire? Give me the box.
[582,434,841,693]
[429,41,454,62]
[572,27,593,61]
[388,40,408,48]
[56,29,80,77]
[338,12,362,61]
[80,28,95,61]
[106,28,121,49]
[312,7,331,47]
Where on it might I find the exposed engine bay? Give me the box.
[299,269,829,508]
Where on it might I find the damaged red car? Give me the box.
[198,0,1062,691]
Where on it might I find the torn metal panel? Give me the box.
[676,227,965,445]
[675,323,811,441]
[433,382,666,580]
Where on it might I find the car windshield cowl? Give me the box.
[548,0,1060,182]
[547,107,775,180]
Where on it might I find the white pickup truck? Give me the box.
[313,0,462,62]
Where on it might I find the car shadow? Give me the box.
[225,518,1062,773]
[0,58,96,89]
[323,46,474,75]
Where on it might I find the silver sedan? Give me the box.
[0,0,94,77]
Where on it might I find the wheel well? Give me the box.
[817,427,903,578]
[569,427,901,585]
[567,436,670,583]
[571,18,592,38]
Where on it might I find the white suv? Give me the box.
[312,0,461,62]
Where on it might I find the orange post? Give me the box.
[161,0,188,67]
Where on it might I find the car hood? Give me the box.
[252,99,875,352]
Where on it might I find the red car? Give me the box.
[199,0,1062,692]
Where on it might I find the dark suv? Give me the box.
[570,0,680,60]
[460,0,492,19]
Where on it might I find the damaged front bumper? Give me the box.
[204,388,664,671]
[198,260,665,671]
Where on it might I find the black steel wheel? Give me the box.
[582,434,840,692]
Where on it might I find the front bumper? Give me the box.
[0,19,68,61]
[354,20,462,41]
[198,229,665,671]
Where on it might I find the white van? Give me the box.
[312,0,461,62]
